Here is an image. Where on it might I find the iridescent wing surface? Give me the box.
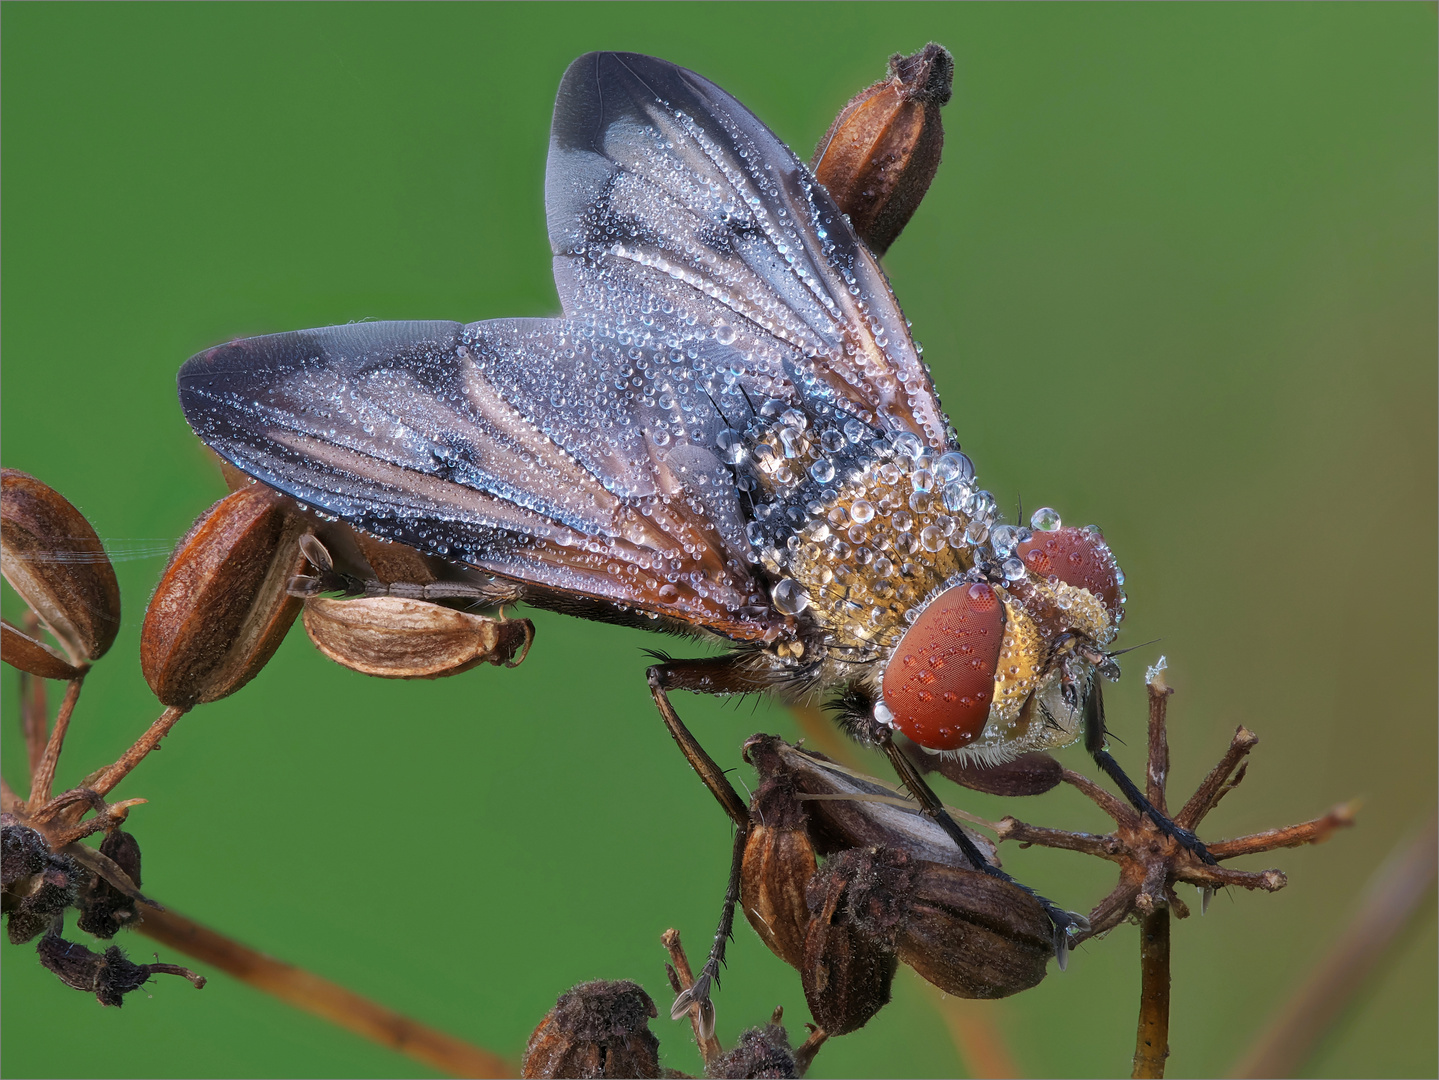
[179,53,950,640]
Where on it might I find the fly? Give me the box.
[177,50,1211,1023]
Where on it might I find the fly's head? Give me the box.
[875,510,1125,762]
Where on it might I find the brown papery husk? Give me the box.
[302,596,532,678]
[1,469,121,665]
[1,619,86,680]
[740,808,817,970]
[801,860,897,1036]
[141,485,309,706]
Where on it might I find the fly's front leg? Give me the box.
[646,656,770,1038]
[1084,680,1215,864]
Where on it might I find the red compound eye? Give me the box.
[882,582,1003,751]
[1015,527,1122,613]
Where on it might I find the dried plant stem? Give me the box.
[135,905,511,1079]
[89,705,187,798]
[1230,812,1438,1079]
[20,628,50,775]
[661,928,723,1068]
[28,676,84,806]
[1132,905,1171,1078]
[929,991,1021,1079]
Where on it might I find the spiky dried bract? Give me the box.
[1,469,120,666]
[522,979,661,1079]
[35,932,205,1007]
[141,485,309,705]
[1,817,81,943]
[811,44,954,257]
[302,595,534,678]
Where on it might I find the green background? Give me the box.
[3,4,1435,1077]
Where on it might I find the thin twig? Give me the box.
[661,928,723,1069]
[1060,767,1134,824]
[929,989,1021,1079]
[20,618,51,777]
[1229,812,1438,1078]
[88,705,188,798]
[1174,727,1258,830]
[0,776,22,813]
[28,677,84,806]
[1207,802,1357,860]
[1145,674,1171,813]
[135,904,511,1079]
[1132,906,1171,1078]
[995,817,1126,859]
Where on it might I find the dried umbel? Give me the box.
[302,595,533,678]
[141,485,310,706]
[811,44,954,257]
[2,817,82,944]
[522,979,662,1079]
[707,1023,799,1079]
[1,469,120,668]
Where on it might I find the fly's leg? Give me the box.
[646,656,774,1038]
[879,729,1089,965]
[1084,680,1215,864]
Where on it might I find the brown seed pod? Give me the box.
[302,595,533,678]
[1,469,121,666]
[1,619,86,680]
[141,485,309,706]
[740,776,818,970]
[811,43,954,257]
[894,858,1051,999]
[349,531,437,587]
[522,980,661,1079]
[820,846,1051,1001]
[801,858,897,1037]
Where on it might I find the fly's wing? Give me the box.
[546,52,952,449]
[178,319,784,642]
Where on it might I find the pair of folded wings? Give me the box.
[179,52,951,642]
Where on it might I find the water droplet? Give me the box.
[920,525,945,552]
[714,322,737,345]
[819,428,845,453]
[1002,556,1026,581]
[771,578,811,615]
[933,451,974,484]
[1031,507,1062,531]
[779,408,808,431]
[715,428,745,463]
[843,418,867,443]
[809,458,835,483]
[891,432,923,460]
[850,499,875,524]
[873,700,895,726]
[965,519,989,544]
[941,482,972,513]
[910,469,934,493]
[990,524,1020,557]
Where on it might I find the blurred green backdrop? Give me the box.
[3,4,1434,1078]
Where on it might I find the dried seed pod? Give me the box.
[1,469,121,666]
[350,530,436,587]
[522,979,661,1079]
[740,776,817,970]
[895,859,1051,998]
[35,933,205,1007]
[811,44,954,257]
[822,846,1051,1000]
[141,485,309,706]
[897,735,1063,797]
[77,830,143,940]
[1,618,86,680]
[708,1023,798,1079]
[302,596,534,678]
[801,858,897,1036]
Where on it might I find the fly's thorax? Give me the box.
[731,414,993,662]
